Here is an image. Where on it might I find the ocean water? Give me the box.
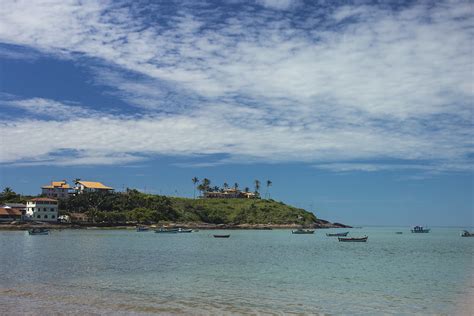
[0,227,472,315]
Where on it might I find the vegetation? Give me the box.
[1,186,317,225]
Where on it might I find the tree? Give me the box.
[223,182,229,190]
[192,177,199,199]
[244,187,250,193]
[197,178,211,195]
[254,180,261,194]
[265,180,272,199]
[234,182,239,190]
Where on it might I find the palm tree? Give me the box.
[244,187,250,193]
[2,187,13,194]
[265,180,272,199]
[192,177,199,199]
[254,179,260,194]
[223,182,229,190]
[234,182,239,190]
[202,178,211,192]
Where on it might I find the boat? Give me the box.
[213,234,230,238]
[28,228,49,235]
[177,228,193,233]
[292,229,315,234]
[461,230,474,237]
[326,231,349,237]
[395,232,403,234]
[411,226,430,233]
[338,236,368,242]
[155,227,179,233]
[136,226,149,232]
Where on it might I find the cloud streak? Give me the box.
[0,0,472,172]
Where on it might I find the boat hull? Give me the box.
[338,236,368,242]
[28,230,49,235]
[213,234,230,238]
[326,232,349,237]
[292,230,315,234]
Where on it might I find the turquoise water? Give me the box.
[0,227,472,315]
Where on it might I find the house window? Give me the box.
[44,208,47,212]
[44,215,48,219]
[52,215,55,219]
[50,208,54,212]
[37,215,41,218]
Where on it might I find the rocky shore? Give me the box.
[0,218,350,231]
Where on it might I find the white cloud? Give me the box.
[0,1,472,172]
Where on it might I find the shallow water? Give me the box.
[0,227,473,315]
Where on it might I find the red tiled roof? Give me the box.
[0,207,23,216]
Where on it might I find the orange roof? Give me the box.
[42,181,70,189]
[0,207,23,216]
[77,181,113,190]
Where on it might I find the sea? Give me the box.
[0,227,472,315]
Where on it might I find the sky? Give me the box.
[0,0,472,226]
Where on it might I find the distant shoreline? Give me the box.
[0,220,351,231]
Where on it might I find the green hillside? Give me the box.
[170,197,317,225]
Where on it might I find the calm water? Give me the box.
[0,227,473,315]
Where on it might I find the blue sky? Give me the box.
[0,0,472,226]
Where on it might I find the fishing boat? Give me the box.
[461,230,474,237]
[326,231,349,237]
[155,227,179,233]
[28,228,49,235]
[292,229,315,234]
[411,226,430,233]
[136,226,149,232]
[213,234,230,238]
[338,236,368,242]
[177,228,193,233]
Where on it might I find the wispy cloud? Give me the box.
[0,1,472,172]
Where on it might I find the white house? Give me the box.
[25,198,58,222]
[41,180,71,199]
[74,180,113,194]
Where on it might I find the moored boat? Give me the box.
[213,234,230,238]
[28,228,49,235]
[395,232,403,234]
[177,228,193,233]
[155,227,179,233]
[461,230,474,237]
[136,226,149,232]
[326,231,349,237]
[338,236,368,242]
[292,229,315,234]
[411,226,430,233]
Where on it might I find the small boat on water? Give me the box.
[136,226,149,232]
[292,229,315,234]
[411,226,430,233]
[213,234,230,238]
[28,228,49,235]
[338,236,368,242]
[461,230,474,237]
[177,228,193,233]
[326,232,349,237]
[155,227,179,233]
[395,232,403,234]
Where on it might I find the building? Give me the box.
[203,188,257,199]
[0,207,24,222]
[41,181,71,199]
[0,203,26,222]
[25,198,58,222]
[74,181,113,194]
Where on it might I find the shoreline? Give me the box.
[0,219,351,231]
